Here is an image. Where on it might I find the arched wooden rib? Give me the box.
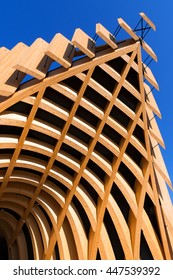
[0,118,147,196]
[26,214,44,259]
[0,117,151,192]
[0,88,46,197]
[2,90,146,159]
[3,178,109,259]
[0,166,166,260]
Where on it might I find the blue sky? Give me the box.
[0,0,173,202]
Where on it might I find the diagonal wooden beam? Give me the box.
[9,67,95,247]
[0,40,137,114]
[129,162,150,259]
[88,100,143,260]
[43,44,139,260]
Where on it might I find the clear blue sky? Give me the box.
[0,1,172,202]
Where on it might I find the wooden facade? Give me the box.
[0,13,173,260]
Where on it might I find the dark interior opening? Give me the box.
[125,142,143,166]
[106,56,126,74]
[47,175,68,194]
[96,249,101,260]
[118,162,136,189]
[103,209,125,259]
[80,177,98,205]
[0,148,15,155]
[20,149,49,163]
[28,129,57,146]
[111,183,130,222]
[54,242,60,260]
[102,123,122,145]
[14,167,42,177]
[87,159,106,182]
[44,87,74,110]
[68,124,91,145]
[61,143,83,161]
[126,67,140,91]
[95,142,114,163]
[144,194,162,243]
[72,196,90,237]
[133,125,145,145]
[35,107,65,130]
[3,209,20,220]
[0,235,9,260]
[54,159,75,177]
[8,101,32,115]
[76,105,99,128]
[140,231,153,260]
[118,87,138,112]
[84,86,108,110]
[92,66,117,93]
[63,76,83,92]
[36,202,53,230]
[0,125,23,136]
[22,223,34,260]
[110,105,130,128]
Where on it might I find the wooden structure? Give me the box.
[0,13,173,260]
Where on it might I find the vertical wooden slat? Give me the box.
[96,23,117,49]
[0,43,28,96]
[143,64,159,90]
[139,12,156,31]
[14,38,52,79]
[118,18,139,40]
[46,33,75,68]
[72,28,95,58]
